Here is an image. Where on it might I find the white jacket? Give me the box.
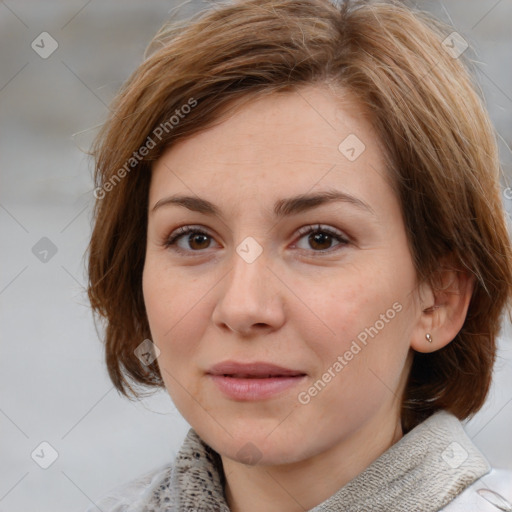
[441,468,512,511]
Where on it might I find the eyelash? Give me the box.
[163,224,350,256]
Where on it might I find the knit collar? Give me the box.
[159,410,490,511]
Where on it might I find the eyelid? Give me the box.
[294,223,349,242]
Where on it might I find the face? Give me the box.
[142,84,425,467]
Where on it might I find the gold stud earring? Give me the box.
[425,333,433,343]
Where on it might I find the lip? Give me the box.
[207,361,306,377]
[206,361,307,401]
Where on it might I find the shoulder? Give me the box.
[441,468,512,512]
[82,462,174,512]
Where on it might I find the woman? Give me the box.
[86,0,512,510]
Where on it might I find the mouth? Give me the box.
[206,361,307,400]
[207,361,306,378]
[220,374,302,378]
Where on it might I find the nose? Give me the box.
[211,244,285,337]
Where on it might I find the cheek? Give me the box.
[142,259,177,354]
[142,264,197,406]
[142,257,211,374]
[292,267,397,353]
[142,260,170,339]
[293,265,412,395]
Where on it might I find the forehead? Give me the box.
[149,84,392,215]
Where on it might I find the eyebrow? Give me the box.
[151,189,375,217]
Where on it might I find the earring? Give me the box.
[425,333,433,343]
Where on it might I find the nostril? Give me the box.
[477,488,512,511]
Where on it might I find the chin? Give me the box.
[195,421,308,467]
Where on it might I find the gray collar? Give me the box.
[154,410,491,511]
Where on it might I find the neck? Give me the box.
[221,407,403,512]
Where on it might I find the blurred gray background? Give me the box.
[0,1,511,511]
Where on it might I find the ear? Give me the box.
[410,256,475,354]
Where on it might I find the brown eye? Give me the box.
[295,224,349,253]
[308,231,333,251]
[164,226,218,253]
[187,233,211,250]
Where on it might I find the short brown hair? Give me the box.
[87,0,512,432]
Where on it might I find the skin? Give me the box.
[142,83,474,512]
